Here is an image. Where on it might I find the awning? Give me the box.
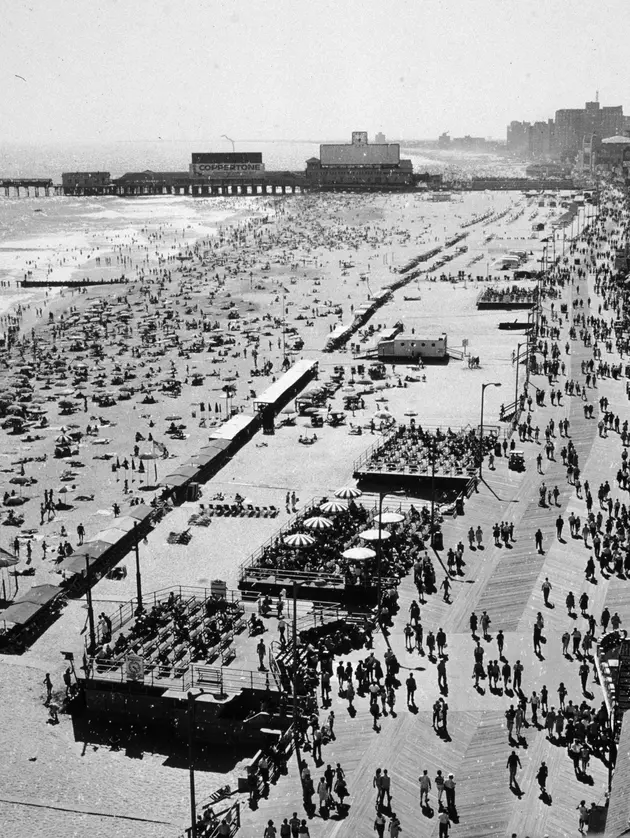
[57,553,90,576]
[173,465,200,479]
[15,584,63,607]
[162,473,190,488]
[126,504,154,522]
[72,541,111,560]
[91,528,128,546]
[110,516,138,533]
[1,601,42,625]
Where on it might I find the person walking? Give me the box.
[496,629,505,658]
[435,770,445,804]
[480,611,491,639]
[469,612,478,637]
[537,761,548,794]
[556,515,564,540]
[601,607,611,633]
[566,591,575,616]
[406,673,417,706]
[387,814,401,838]
[43,673,53,704]
[505,705,516,740]
[381,770,392,807]
[507,750,522,787]
[541,577,552,606]
[438,807,450,838]
[444,774,456,809]
[577,800,589,834]
[418,770,431,806]
[535,528,544,554]
[579,660,590,694]
[373,768,384,806]
[257,638,267,670]
[513,660,524,692]
[374,810,386,838]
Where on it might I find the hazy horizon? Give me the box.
[2,0,630,147]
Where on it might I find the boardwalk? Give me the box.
[238,269,622,838]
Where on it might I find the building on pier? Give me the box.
[62,171,111,195]
[306,131,415,191]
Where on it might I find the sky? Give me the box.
[2,0,630,145]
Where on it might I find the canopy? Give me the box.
[162,473,190,488]
[72,541,111,559]
[335,487,363,500]
[342,546,376,561]
[284,533,316,547]
[110,516,138,533]
[1,601,42,625]
[126,504,154,522]
[92,528,129,546]
[16,584,63,607]
[360,528,391,542]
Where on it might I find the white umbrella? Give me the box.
[335,487,363,500]
[360,528,391,542]
[373,511,405,525]
[342,546,376,561]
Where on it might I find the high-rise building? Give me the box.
[528,120,554,158]
[554,109,584,160]
[375,132,386,144]
[506,121,530,155]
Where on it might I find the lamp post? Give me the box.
[515,342,527,417]
[373,493,405,615]
[187,688,205,838]
[291,580,303,782]
[84,553,96,653]
[133,523,143,615]
[479,382,502,479]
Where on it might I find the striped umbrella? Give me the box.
[320,500,348,514]
[335,487,363,500]
[303,516,333,531]
[284,532,316,547]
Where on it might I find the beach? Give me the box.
[0,186,578,837]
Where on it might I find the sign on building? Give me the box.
[126,653,145,682]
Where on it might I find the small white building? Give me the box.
[377,332,448,361]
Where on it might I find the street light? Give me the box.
[187,688,205,838]
[479,382,502,479]
[133,522,143,616]
[361,490,405,615]
[514,341,529,418]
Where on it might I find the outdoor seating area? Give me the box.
[91,589,246,682]
[239,495,436,602]
[354,424,491,479]
[188,504,280,524]
[476,284,537,309]
[0,584,66,653]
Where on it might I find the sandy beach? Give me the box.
[0,187,578,837]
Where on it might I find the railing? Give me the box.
[239,566,344,590]
[86,658,275,694]
[181,800,241,838]
[93,586,243,647]
[188,665,275,693]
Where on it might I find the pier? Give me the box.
[0,178,60,197]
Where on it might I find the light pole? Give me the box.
[133,523,143,615]
[187,688,205,838]
[374,492,405,614]
[515,342,527,416]
[479,382,502,479]
[84,553,96,653]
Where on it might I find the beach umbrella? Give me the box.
[281,405,297,415]
[283,533,315,548]
[0,547,19,568]
[10,476,30,486]
[335,487,363,500]
[342,546,375,561]
[374,410,393,420]
[373,511,405,526]
[319,500,347,514]
[303,516,333,531]
[404,410,418,417]
[360,528,391,542]
[165,415,182,421]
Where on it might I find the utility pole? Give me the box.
[292,581,303,783]
[84,554,96,653]
[134,523,143,615]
